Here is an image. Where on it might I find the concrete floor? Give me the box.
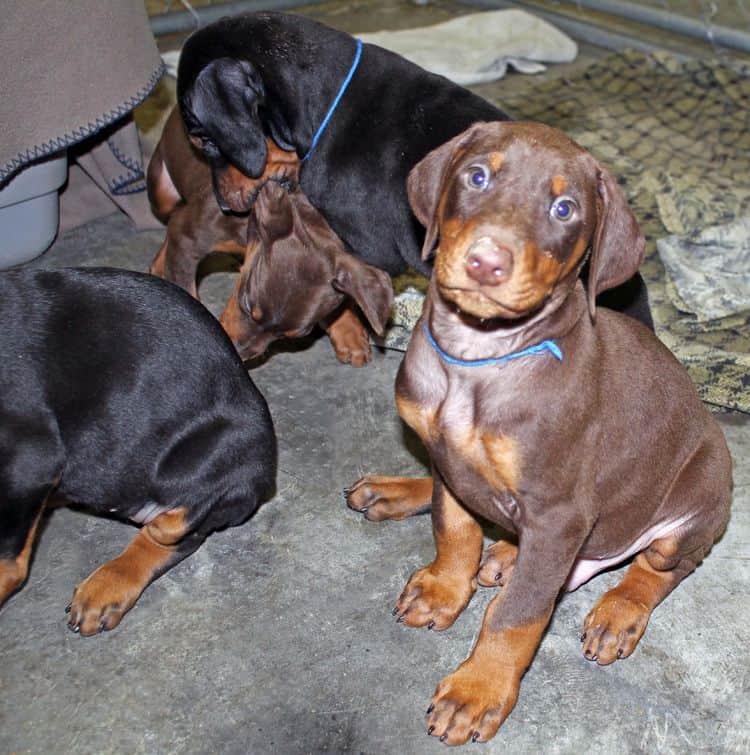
[2,2,749,753]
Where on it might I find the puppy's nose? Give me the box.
[465,240,513,286]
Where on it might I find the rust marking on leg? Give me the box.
[67,507,191,636]
[0,504,46,606]
[450,427,521,494]
[396,394,437,446]
[212,239,246,257]
[395,481,483,631]
[428,606,549,744]
[148,238,169,279]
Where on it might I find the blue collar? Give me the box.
[301,39,362,163]
[422,321,563,367]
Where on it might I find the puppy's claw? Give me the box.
[427,704,435,714]
[580,632,586,642]
[440,734,447,742]
[64,603,71,614]
[428,726,435,736]
[472,732,480,743]
[427,620,436,630]
[391,606,399,616]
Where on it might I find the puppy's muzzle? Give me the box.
[465,237,514,287]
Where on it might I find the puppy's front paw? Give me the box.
[581,591,650,665]
[427,659,520,744]
[345,476,431,521]
[325,305,372,367]
[477,540,518,587]
[329,326,371,367]
[394,566,475,630]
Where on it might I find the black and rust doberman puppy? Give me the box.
[0,268,276,636]
[349,122,732,744]
[148,106,392,366]
[177,11,652,322]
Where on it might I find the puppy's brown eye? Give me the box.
[550,195,577,222]
[466,165,490,191]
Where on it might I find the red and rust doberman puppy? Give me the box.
[348,122,732,744]
[148,106,392,365]
[219,180,393,362]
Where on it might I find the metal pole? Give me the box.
[150,0,331,36]
[554,0,750,54]
[454,0,689,56]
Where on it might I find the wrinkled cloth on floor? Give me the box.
[657,216,750,323]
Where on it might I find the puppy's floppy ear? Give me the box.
[254,181,295,243]
[407,122,490,261]
[185,58,269,177]
[587,163,646,319]
[333,256,394,336]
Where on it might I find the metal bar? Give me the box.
[150,0,331,36]
[454,0,688,56]
[554,0,750,54]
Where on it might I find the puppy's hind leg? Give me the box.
[582,435,732,665]
[148,207,206,298]
[66,507,203,636]
[0,486,54,607]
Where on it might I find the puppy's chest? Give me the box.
[396,367,522,527]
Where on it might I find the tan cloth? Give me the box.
[0,0,164,185]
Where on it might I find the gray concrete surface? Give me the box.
[2,201,748,755]
[2,1,749,752]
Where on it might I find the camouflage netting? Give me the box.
[385,50,750,413]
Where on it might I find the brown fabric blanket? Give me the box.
[0,0,164,186]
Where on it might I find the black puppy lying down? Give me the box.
[0,268,276,636]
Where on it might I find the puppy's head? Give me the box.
[220,182,393,360]
[178,50,295,212]
[408,121,645,321]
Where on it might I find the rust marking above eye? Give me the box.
[488,151,505,173]
[551,175,569,196]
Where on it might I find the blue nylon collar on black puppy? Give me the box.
[301,39,363,163]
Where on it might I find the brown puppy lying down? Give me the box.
[147,107,392,365]
[349,122,732,744]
